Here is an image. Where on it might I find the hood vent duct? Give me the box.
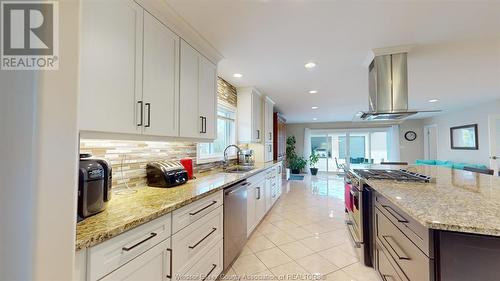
[359,52,439,121]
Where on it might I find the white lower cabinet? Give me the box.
[100,238,171,281]
[78,166,284,280]
[181,239,223,281]
[247,185,257,236]
[172,206,223,276]
[246,164,281,237]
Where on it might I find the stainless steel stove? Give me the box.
[344,168,432,268]
[353,169,432,183]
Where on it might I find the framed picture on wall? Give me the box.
[450,124,478,150]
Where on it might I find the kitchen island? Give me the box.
[349,164,500,281]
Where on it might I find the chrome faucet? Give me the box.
[223,144,241,169]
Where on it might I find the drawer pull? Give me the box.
[189,228,217,249]
[382,205,409,223]
[189,201,217,216]
[166,248,173,279]
[382,235,410,260]
[202,264,217,281]
[122,232,157,251]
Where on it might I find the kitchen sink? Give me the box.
[224,166,255,173]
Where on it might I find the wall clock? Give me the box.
[404,131,417,141]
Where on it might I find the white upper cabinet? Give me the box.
[80,0,143,134]
[179,40,217,140]
[179,40,200,138]
[264,97,274,143]
[142,11,179,137]
[237,88,263,143]
[79,1,217,140]
[198,56,217,140]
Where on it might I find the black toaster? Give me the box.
[146,161,189,188]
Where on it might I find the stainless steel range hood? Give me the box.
[360,52,438,121]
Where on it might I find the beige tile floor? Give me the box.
[224,173,380,281]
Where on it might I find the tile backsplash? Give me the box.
[80,139,228,189]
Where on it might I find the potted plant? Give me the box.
[309,151,319,176]
[289,156,307,174]
[286,136,297,176]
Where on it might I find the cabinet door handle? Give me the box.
[203,117,207,133]
[269,132,272,140]
[137,101,143,127]
[145,103,151,128]
[166,248,173,279]
[189,201,217,216]
[199,116,204,133]
[382,205,408,223]
[382,235,410,260]
[122,232,157,251]
[257,130,260,140]
[201,264,217,281]
[256,187,261,200]
[189,228,217,249]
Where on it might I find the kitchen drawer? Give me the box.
[376,242,407,281]
[172,206,223,275]
[88,214,172,281]
[172,191,223,234]
[375,208,431,281]
[375,193,431,257]
[181,239,223,281]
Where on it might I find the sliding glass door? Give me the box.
[310,129,390,172]
[311,134,331,172]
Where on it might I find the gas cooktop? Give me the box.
[353,169,432,183]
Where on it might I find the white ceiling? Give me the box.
[166,0,500,123]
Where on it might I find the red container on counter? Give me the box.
[180,158,194,179]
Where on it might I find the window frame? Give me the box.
[196,104,237,164]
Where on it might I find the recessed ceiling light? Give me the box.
[233,73,243,78]
[312,118,318,121]
[311,106,319,110]
[308,90,318,94]
[304,62,316,69]
[428,99,439,103]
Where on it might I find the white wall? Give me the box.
[0,1,80,280]
[423,99,500,167]
[399,119,425,164]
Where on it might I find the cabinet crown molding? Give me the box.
[135,0,223,64]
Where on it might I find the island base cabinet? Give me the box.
[100,238,172,281]
[375,242,406,281]
[438,231,500,281]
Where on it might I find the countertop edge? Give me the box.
[369,182,500,238]
[75,162,282,251]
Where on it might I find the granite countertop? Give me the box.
[352,164,500,237]
[76,161,281,250]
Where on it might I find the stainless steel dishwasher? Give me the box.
[224,180,250,270]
